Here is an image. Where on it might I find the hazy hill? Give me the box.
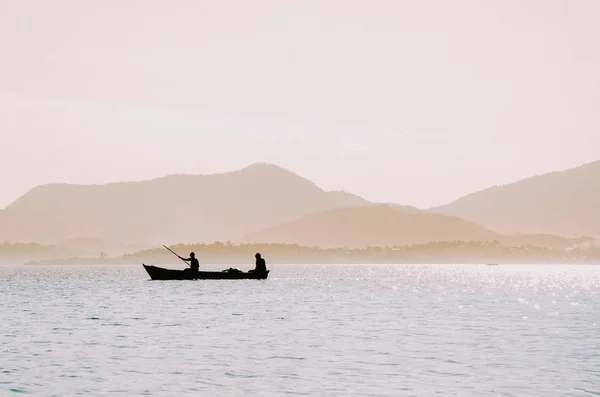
[245,204,499,248]
[0,163,369,245]
[434,161,600,237]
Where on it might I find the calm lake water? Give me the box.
[1,263,599,396]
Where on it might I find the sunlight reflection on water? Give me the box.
[1,263,599,396]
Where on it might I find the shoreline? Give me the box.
[23,259,600,266]
[3,241,598,266]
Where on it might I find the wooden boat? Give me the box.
[142,264,270,280]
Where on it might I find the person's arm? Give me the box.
[179,256,190,261]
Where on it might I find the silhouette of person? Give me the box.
[249,253,267,274]
[179,252,199,272]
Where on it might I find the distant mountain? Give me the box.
[323,190,369,207]
[6,160,596,248]
[434,161,600,237]
[0,163,370,244]
[245,204,499,248]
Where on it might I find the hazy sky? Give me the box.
[1,0,599,209]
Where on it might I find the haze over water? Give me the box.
[2,1,600,395]
[1,263,599,396]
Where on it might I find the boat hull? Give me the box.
[142,264,269,280]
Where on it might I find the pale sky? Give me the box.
[1,0,599,209]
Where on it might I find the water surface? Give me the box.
[1,264,599,396]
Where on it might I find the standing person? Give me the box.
[179,252,199,272]
[249,253,267,274]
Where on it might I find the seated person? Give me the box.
[249,253,267,273]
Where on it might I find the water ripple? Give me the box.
[0,264,599,396]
